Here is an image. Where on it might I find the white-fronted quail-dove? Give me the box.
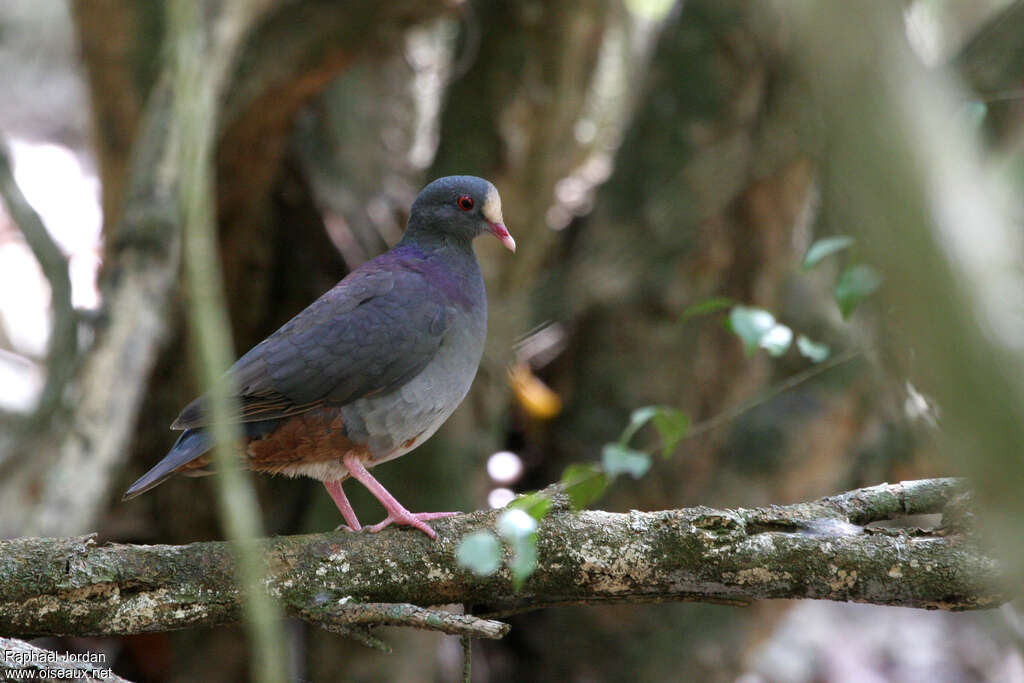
[124,176,515,539]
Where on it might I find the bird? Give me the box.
[124,175,515,539]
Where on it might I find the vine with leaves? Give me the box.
[456,234,882,585]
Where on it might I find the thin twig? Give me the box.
[817,477,965,524]
[683,348,863,442]
[0,146,76,427]
[296,602,509,640]
[300,618,392,652]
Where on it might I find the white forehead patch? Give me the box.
[482,186,504,224]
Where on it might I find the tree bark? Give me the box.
[0,0,456,541]
[0,479,1002,640]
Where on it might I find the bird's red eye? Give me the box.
[457,195,474,211]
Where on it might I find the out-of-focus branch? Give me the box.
[167,1,286,682]
[69,0,152,231]
[0,479,1004,642]
[0,0,453,540]
[954,0,1024,95]
[294,602,509,640]
[0,78,182,539]
[0,147,76,432]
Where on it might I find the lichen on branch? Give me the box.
[0,478,1003,642]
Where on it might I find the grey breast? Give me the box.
[341,265,487,463]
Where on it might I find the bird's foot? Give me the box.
[368,510,459,539]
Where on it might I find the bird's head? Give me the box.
[407,176,516,252]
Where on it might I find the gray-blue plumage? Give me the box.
[124,175,514,538]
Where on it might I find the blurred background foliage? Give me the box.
[1,0,1023,681]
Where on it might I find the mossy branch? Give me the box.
[0,479,1003,642]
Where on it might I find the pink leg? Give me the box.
[342,453,458,539]
[324,480,362,531]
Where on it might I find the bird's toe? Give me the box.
[368,511,459,538]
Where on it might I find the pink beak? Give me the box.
[488,222,516,253]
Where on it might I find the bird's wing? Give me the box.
[171,262,449,429]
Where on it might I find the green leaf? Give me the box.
[560,463,608,510]
[617,406,656,447]
[510,491,552,521]
[680,296,735,324]
[802,236,855,270]
[455,531,502,576]
[729,306,777,355]
[835,264,883,318]
[601,443,652,478]
[796,335,830,363]
[497,508,538,541]
[652,409,689,457]
[760,323,793,357]
[508,535,538,590]
[617,406,689,457]
[628,406,660,432]
[499,510,540,589]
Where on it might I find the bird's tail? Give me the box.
[123,429,211,500]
